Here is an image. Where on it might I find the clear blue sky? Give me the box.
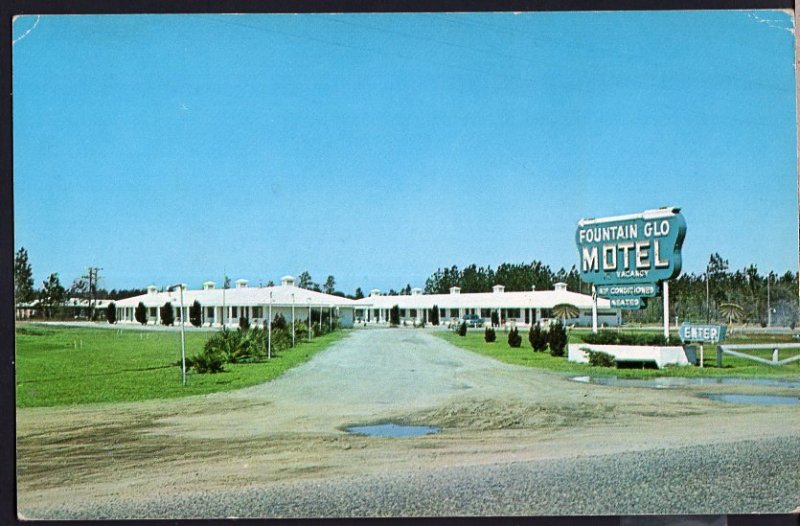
[13,10,797,294]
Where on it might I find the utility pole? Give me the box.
[82,267,102,320]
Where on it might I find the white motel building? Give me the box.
[351,282,621,327]
[113,276,621,329]
[114,276,359,328]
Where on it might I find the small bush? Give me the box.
[135,302,147,325]
[528,324,548,352]
[239,316,250,331]
[160,302,175,326]
[458,321,467,337]
[187,348,225,374]
[189,300,202,327]
[293,320,309,340]
[548,320,568,357]
[491,311,499,327]
[508,327,522,347]
[271,313,288,331]
[587,349,616,367]
[484,327,496,342]
[430,305,440,326]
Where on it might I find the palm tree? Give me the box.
[552,303,579,322]
[718,302,745,325]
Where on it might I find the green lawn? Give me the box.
[15,324,348,408]
[435,328,800,378]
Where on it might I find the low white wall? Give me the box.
[568,343,689,369]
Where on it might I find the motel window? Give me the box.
[480,309,491,318]
[598,310,616,316]
[232,306,238,318]
[206,307,214,318]
[540,309,552,318]
[253,307,263,318]
[410,309,417,317]
[400,309,407,317]
[440,308,446,317]
[450,308,459,318]
[149,307,157,318]
[506,309,520,319]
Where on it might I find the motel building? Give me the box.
[352,282,621,328]
[113,276,358,328]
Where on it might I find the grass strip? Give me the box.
[435,328,800,378]
[16,324,348,407]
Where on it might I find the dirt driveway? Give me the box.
[17,328,800,518]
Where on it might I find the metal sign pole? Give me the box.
[700,343,704,368]
[591,285,598,334]
[663,280,670,341]
[179,286,186,386]
[267,291,272,359]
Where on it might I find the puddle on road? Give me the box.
[571,376,800,389]
[345,423,441,437]
[701,394,800,405]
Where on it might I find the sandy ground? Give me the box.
[16,328,800,518]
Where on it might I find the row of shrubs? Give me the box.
[580,331,668,346]
[457,321,569,357]
[185,313,337,374]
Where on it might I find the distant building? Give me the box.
[113,275,358,328]
[352,282,621,327]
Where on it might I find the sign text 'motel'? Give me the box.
[576,208,687,286]
[678,323,727,344]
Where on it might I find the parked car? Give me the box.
[461,314,484,328]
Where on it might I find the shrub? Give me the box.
[186,348,225,374]
[160,302,175,326]
[135,302,147,325]
[293,320,308,340]
[189,300,202,327]
[390,305,400,327]
[106,302,116,324]
[548,320,568,357]
[430,305,440,326]
[587,349,616,367]
[528,324,548,352]
[458,321,467,337]
[491,311,499,327]
[239,316,250,331]
[270,327,291,352]
[484,327,496,342]
[507,327,522,347]
[271,313,288,331]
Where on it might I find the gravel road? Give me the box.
[17,328,800,518]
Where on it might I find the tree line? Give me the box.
[420,255,800,327]
[15,246,800,326]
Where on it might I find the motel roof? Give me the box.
[114,276,359,309]
[351,283,612,310]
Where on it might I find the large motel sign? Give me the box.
[576,207,687,337]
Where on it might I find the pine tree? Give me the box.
[40,273,65,319]
[390,305,400,326]
[135,302,147,325]
[529,323,548,352]
[548,320,568,357]
[14,247,35,305]
[189,300,202,327]
[106,302,116,324]
[430,305,440,326]
[160,302,175,326]
[508,327,522,347]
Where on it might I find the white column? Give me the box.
[663,280,670,341]
[592,285,598,334]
